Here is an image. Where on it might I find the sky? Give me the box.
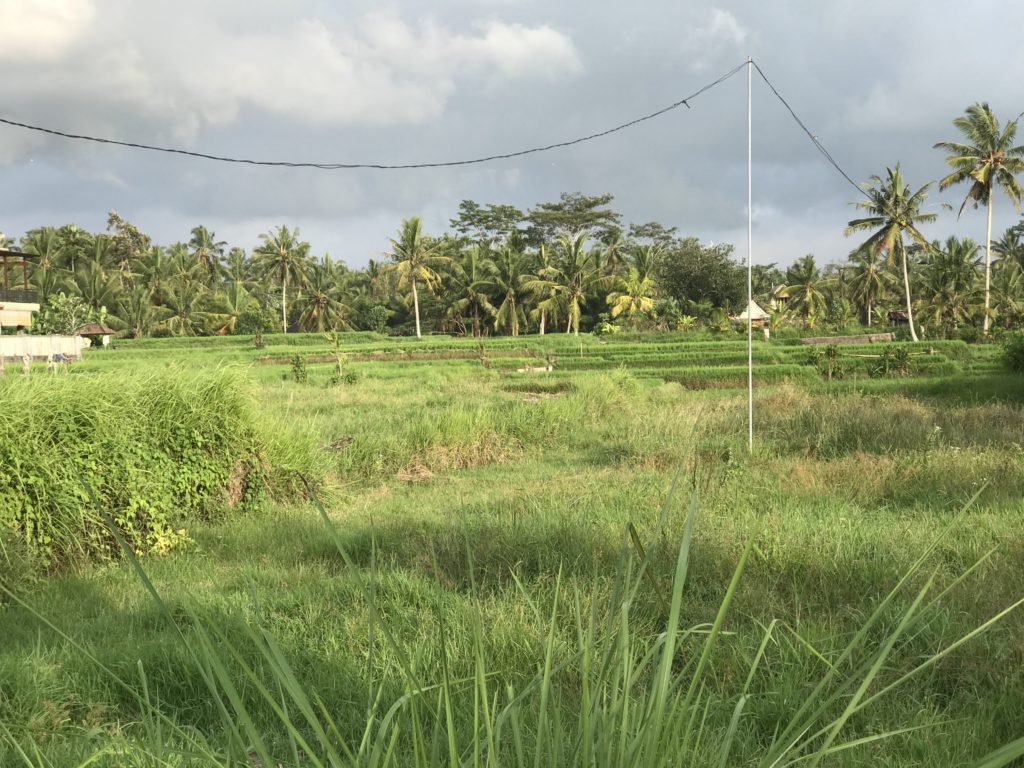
[1,0,1023,269]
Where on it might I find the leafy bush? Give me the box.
[0,370,313,571]
[1001,330,1024,373]
[290,354,308,383]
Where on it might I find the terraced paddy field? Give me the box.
[1,332,1022,766]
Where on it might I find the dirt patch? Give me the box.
[397,461,434,482]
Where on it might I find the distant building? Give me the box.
[769,284,791,310]
[0,249,39,330]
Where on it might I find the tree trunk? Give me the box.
[281,273,288,333]
[899,242,918,342]
[983,196,993,337]
[473,306,479,338]
[539,308,546,336]
[866,299,872,327]
[412,280,422,339]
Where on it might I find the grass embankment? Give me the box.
[1,336,1022,765]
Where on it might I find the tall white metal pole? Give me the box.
[746,57,753,453]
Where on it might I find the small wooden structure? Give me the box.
[75,322,118,347]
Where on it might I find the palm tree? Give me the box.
[296,263,352,332]
[446,245,497,337]
[207,280,254,335]
[491,242,531,336]
[72,259,121,314]
[189,225,227,285]
[784,254,829,323]
[917,237,981,334]
[523,244,562,335]
[845,247,895,326]
[117,285,162,338]
[23,228,67,305]
[532,232,616,335]
[845,165,936,342]
[992,226,1024,281]
[630,244,662,282]
[56,224,93,273]
[934,104,1024,335]
[606,268,655,327]
[139,246,175,305]
[386,217,449,339]
[162,279,207,336]
[253,226,312,333]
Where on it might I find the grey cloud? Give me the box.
[1,0,1022,267]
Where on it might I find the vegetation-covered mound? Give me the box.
[0,369,315,573]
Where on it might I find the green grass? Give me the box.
[1,332,1022,766]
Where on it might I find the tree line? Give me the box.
[2,102,1021,341]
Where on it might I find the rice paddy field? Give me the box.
[1,331,1022,767]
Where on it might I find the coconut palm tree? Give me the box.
[117,285,163,338]
[934,104,1024,335]
[56,224,93,273]
[845,165,936,342]
[630,243,662,282]
[491,242,531,336]
[784,254,829,323]
[162,279,207,336]
[534,232,616,335]
[207,280,255,335]
[917,236,981,334]
[189,225,227,285]
[139,245,175,306]
[992,226,1024,282]
[296,262,352,332]
[446,245,497,337]
[386,217,449,339]
[72,259,121,314]
[254,226,312,333]
[22,228,67,305]
[523,244,563,335]
[606,268,655,327]
[845,247,895,326]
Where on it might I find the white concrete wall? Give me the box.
[0,335,85,361]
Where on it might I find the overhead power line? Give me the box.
[751,61,868,198]
[0,59,867,197]
[0,62,747,170]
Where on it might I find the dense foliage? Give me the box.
[0,370,317,572]
[5,184,1023,341]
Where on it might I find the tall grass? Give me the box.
[2,489,1022,766]
[0,369,322,574]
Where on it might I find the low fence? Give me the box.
[0,334,85,361]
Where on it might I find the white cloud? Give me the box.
[0,0,94,60]
[1,9,582,140]
[682,8,748,71]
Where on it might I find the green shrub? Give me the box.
[290,354,308,383]
[0,370,310,571]
[1001,330,1024,373]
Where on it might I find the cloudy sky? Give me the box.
[1,0,1022,268]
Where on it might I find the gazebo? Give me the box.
[74,322,118,347]
[734,300,770,327]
